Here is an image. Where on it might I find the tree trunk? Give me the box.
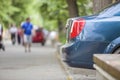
[93,0,112,14]
[66,0,79,18]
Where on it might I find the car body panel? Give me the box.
[62,40,109,69]
[81,17,120,42]
[104,37,120,53]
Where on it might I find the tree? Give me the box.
[0,0,19,25]
[10,0,35,26]
[37,0,92,43]
[0,0,93,43]
[93,0,113,14]
[0,0,37,27]
[66,0,79,17]
[66,0,92,17]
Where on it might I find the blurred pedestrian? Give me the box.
[42,28,49,40]
[20,22,25,46]
[21,17,33,52]
[17,27,22,45]
[0,24,5,51]
[9,24,17,45]
[0,24,3,42]
[49,31,58,47]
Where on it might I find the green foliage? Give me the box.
[36,0,92,43]
[0,0,93,43]
[0,0,37,27]
[77,0,93,16]
[37,0,68,30]
[59,30,66,44]
[0,0,17,24]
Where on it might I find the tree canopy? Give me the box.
[0,0,92,29]
[0,0,93,43]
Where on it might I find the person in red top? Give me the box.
[17,27,22,45]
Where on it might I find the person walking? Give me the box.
[0,24,5,51]
[49,31,58,47]
[9,24,17,45]
[21,17,33,52]
[17,27,22,45]
[0,24,3,42]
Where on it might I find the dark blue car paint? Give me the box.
[61,2,120,69]
[62,41,109,69]
[104,37,120,53]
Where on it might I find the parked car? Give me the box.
[61,1,120,69]
[32,28,46,46]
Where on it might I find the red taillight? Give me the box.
[70,18,85,39]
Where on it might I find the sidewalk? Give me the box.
[0,40,66,80]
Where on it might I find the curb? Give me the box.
[56,52,73,80]
[55,43,73,80]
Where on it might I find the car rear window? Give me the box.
[98,2,120,17]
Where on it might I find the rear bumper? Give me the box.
[60,41,109,69]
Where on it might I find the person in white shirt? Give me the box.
[9,24,17,45]
[42,28,49,39]
[49,31,58,47]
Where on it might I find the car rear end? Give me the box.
[61,17,86,62]
[32,29,46,45]
[61,16,110,69]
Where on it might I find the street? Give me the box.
[0,40,66,80]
